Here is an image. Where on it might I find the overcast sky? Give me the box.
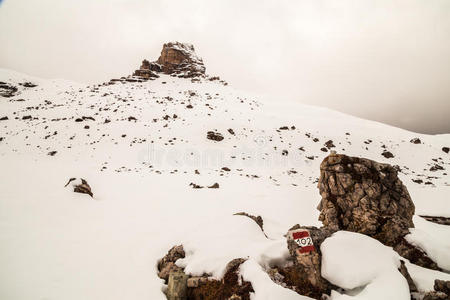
[1,0,449,134]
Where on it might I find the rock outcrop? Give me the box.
[317,152,415,246]
[134,42,206,80]
[158,245,253,300]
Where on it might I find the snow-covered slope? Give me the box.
[0,68,449,300]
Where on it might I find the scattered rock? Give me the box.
[21,82,37,88]
[208,183,219,189]
[410,138,421,144]
[221,167,231,172]
[47,151,57,156]
[430,164,444,172]
[0,82,18,97]
[64,178,93,197]
[189,183,204,189]
[324,140,335,149]
[227,128,235,135]
[207,131,224,142]
[381,150,394,158]
[419,216,450,226]
[22,115,32,120]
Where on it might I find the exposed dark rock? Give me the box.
[48,151,57,156]
[0,82,18,97]
[410,138,421,144]
[221,167,231,172]
[208,183,219,189]
[227,128,235,135]
[189,183,204,189]
[430,164,444,172]
[186,258,253,300]
[419,215,450,226]
[158,246,253,300]
[158,245,186,282]
[65,178,93,197]
[21,82,38,88]
[324,140,335,149]
[398,260,417,293]
[423,281,450,300]
[207,131,224,142]
[317,152,414,246]
[0,116,8,121]
[442,147,449,154]
[22,115,32,120]
[381,150,394,158]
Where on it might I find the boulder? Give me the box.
[317,153,439,270]
[317,152,414,246]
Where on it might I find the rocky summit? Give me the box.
[134,42,206,79]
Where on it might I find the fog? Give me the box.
[1,0,449,134]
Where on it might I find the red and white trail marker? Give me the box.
[289,229,315,254]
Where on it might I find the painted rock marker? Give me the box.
[289,229,315,254]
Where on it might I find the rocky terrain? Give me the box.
[0,43,449,300]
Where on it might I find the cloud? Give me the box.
[0,0,449,133]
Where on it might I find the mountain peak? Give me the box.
[134,42,206,79]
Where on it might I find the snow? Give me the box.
[321,231,410,300]
[0,68,449,299]
[406,216,450,271]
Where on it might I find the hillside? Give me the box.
[0,43,449,300]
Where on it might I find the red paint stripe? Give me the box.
[292,231,309,239]
[299,245,315,253]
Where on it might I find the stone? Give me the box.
[317,153,414,246]
[207,131,224,141]
[381,150,394,158]
[167,270,188,300]
[158,245,186,282]
[398,260,417,293]
[423,291,448,300]
[0,82,18,97]
[434,280,450,294]
[281,225,334,298]
[0,116,8,121]
[442,147,449,154]
[208,183,220,189]
[64,178,93,197]
[410,138,421,144]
